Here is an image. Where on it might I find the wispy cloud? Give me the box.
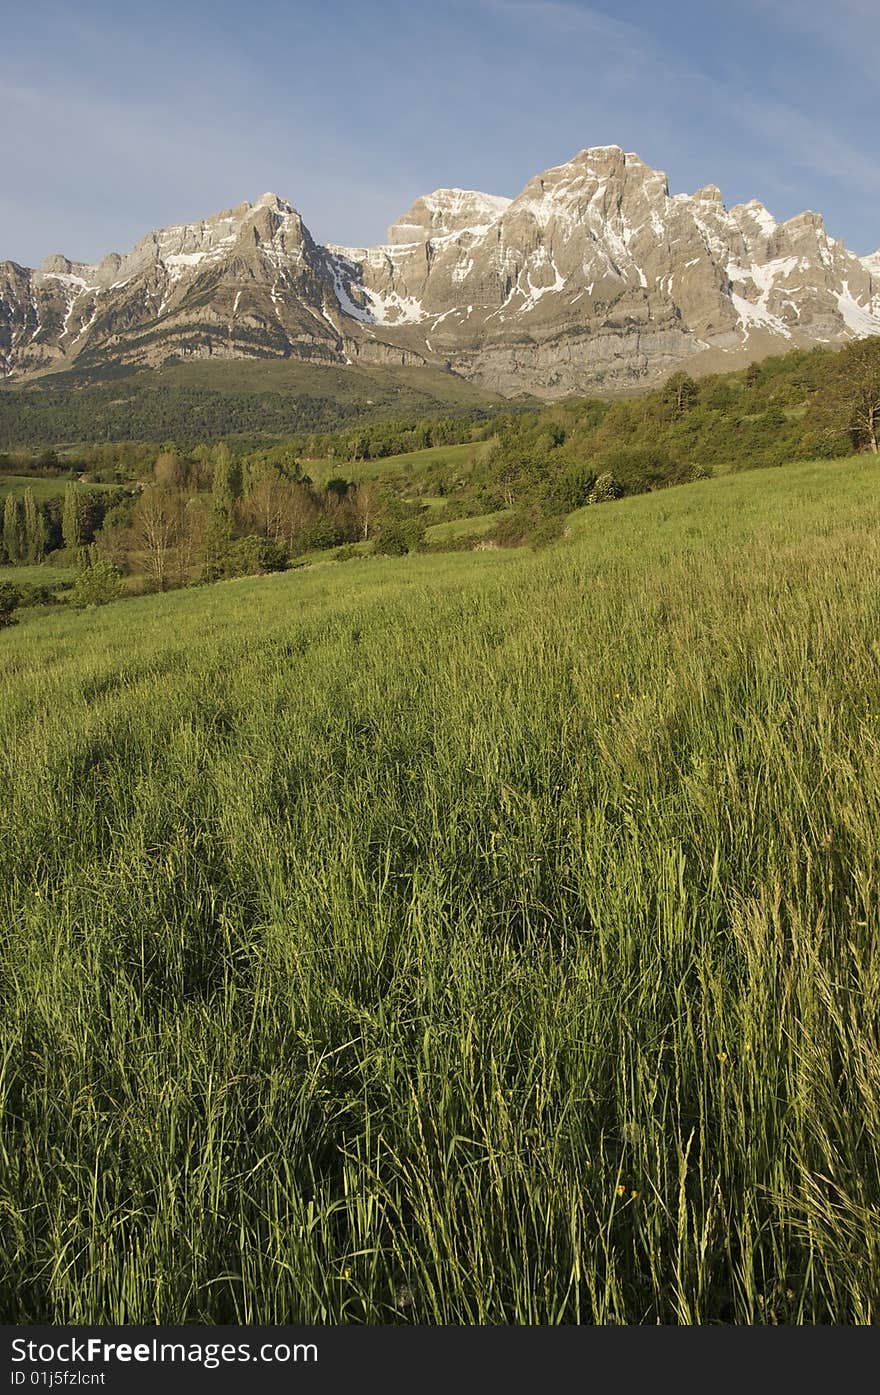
[752,0,880,80]
[479,0,649,44]
[2,0,877,265]
[731,93,880,203]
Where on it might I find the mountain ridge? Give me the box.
[3,145,879,396]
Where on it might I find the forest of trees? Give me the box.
[0,374,500,449]
[0,440,427,602]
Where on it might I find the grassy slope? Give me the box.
[147,360,501,405]
[424,509,511,541]
[1,456,879,1323]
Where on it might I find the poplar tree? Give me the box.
[3,494,23,564]
[204,443,239,576]
[22,488,46,563]
[62,483,82,552]
[211,442,239,521]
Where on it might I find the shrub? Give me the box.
[0,582,20,628]
[298,518,342,553]
[529,515,566,550]
[374,520,425,556]
[554,464,597,511]
[489,508,563,549]
[592,447,686,494]
[16,583,63,607]
[587,472,622,504]
[211,537,290,580]
[69,560,124,608]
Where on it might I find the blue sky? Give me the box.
[2,0,878,267]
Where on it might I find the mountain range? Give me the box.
[3,145,879,397]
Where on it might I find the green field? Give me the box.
[424,508,511,542]
[304,439,490,488]
[1,455,879,1323]
[0,474,121,502]
[1,474,73,502]
[0,563,76,588]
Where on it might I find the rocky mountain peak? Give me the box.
[37,254,78,276]
[2,150,878,393]
[387,189,512,245]
[251,191,290,212]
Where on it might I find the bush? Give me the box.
[529,515,566,550]
[0,582,20,627]
[16,583,64,607]
[592,447,687,494]
[489,508,562,549]
[210,537,290,580]
[552,464,596,512]
[374,519,425,556]
[298,518,342,553]
[69,560,124,608]
[587,473,622,504]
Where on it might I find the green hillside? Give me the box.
[0,360,508,448]
[2,454,879,1323]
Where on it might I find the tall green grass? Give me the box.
[1,456,879,1323]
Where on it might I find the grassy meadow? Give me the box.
[0,474,120,502]
[303,439,489,488]
[424,508,511,543]
[1,455,879,1323]
[0,563,77,588]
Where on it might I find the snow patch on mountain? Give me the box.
[39,271,99,293]
[837,282,880,337]
[364,289,426,324]
[421,189,511,220]
[517,263,566,315]
[730,291,791,337]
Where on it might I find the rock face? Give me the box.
[3,148,879,395]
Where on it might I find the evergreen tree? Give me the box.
[62,483,82,552]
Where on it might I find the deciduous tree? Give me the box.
[132,485,185,590]
[815,337,880,454]
[3,494,24,564]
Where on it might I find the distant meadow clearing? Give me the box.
[1,456,879,1323]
